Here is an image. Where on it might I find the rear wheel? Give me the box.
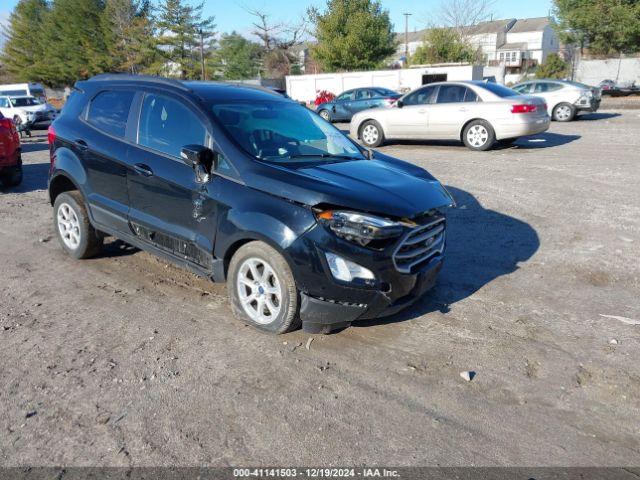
[1,157,22,187]
[553,103,576,122]
[360,120,385,148]
[227,241,300,334]
[53,191,103,259]
[462,120,496,151]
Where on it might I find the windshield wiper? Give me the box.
[286,153,360,161]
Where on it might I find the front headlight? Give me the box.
[316,210,406,247]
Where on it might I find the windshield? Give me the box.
[211,101,364,162]
[478,83,520,98]
[11,97,39,107]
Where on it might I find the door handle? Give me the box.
[133,163,154,177]
[74,139,88,151]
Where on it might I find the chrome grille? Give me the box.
[393,215,445,273]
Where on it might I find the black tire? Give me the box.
[359,120,385,148]
[227,241,300,334]
[2,157,22,187]
[462,120,496,151]
[318,109,332,122]
[553,103,576,122]
[53,191,103,259]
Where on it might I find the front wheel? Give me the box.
[318,109,331,122]
[227,241,300,334]
[462,120,496,151]
[553,103,576,122]
[53,191,103,259]
[359,120,385,148]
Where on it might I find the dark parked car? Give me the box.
[0,112,22,187]
[317,87,401,122]
[48,75,453,334]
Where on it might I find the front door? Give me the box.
[126,91,217,270]
[332,91,355,121]
[386,85,437,138]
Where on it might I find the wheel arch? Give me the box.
[357,117,381,139]
[49,172,82,205]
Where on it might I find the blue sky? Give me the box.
[1,0,554,42]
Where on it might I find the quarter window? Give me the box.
[87,90,135,137]
[138,94,207,158]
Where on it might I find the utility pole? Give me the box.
[403,12,412,65]
[199,28,206,81]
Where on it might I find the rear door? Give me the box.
[126,91,218,269]
[428,84,480,138]
[385,85,437,138]
[80,88,136,233]
[351,89,374,115]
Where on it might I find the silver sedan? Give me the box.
[350,81,550,151]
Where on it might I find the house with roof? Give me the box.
[395,17,559,70]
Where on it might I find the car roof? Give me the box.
[83,74,288,103]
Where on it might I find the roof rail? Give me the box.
[87,73,192,92]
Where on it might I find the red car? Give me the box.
[0,112,22,187]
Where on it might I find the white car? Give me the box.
[350,81,550,151]
[512,79,601,122]
[0,95,58,128]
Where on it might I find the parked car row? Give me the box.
[0,94,58,129]
[316,78,600,151]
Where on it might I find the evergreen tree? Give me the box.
[154,0,215,79]
[41,0,110,86]
[309,0,396,72]
[411,28,476,65]
[211,32,262,80]
[535,53,569,79]
[102,0,157,74]
[1,0,50,82]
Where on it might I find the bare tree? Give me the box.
[438,0,496,38]
[243,6,309,77]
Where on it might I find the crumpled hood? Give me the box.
[244,153,454,219]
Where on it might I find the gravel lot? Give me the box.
[1,111,639,467]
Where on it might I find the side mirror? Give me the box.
[181,145,218,173]
[396,100,404,109]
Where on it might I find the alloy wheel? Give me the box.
[556,105,572,121]
[57,202,81,250]
[319,110,331,121]
[237,257,282,325]
[362,124,379,145]
[466,125,489,148]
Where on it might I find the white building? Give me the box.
[395,17,559,69]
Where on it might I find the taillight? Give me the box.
[385,97,398,105]
[511,104,538,114]
[48,125,56,146]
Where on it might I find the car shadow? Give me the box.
[96,238,139,258]
[575,112,621,121]
[21,140,50,153]
[0,162,49,193]
[506,132,581,149]
[354,186,540,328]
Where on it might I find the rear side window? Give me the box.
[87,90,135,137]
[138,93,206,158]
[436,85,468,103]
[355,89,372,100]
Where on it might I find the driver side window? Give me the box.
[138,93,207,158]
[403,86,437,106]
[336,91,354,102]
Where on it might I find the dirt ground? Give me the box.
[1,111,639,467]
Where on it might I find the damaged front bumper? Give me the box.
[299,255,443,333]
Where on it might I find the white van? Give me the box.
[0,83,47,103]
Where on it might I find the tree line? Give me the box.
[1,0,398,87]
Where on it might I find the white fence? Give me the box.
[575,57,640,86]
[285,64,483,103]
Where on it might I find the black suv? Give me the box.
[48,74,453,334]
